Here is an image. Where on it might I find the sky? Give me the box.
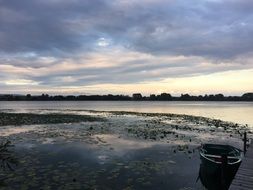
[0,0,253,96]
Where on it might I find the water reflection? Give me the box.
[0,126,37,136]
[94,134,163,152]
[2,141,202,189]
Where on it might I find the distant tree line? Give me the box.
[0,92,253,101]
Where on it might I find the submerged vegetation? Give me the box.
[0,141,17,171]
[0,141,17,187]
[0,112,105,126]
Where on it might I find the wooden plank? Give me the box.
[229,140,253,190]
[230,186,253,190]
[234,175,253,180]
[232,180,253,187]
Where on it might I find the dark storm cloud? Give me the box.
[122,0,253,59]
[0,0,108,55]
[0,0,253,58]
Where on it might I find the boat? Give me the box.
[199,144,243,190]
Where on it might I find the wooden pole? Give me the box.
[244,132,247,155]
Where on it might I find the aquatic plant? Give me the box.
[0,112,105,126]
[0,140,18,187]
[0,141,17,171]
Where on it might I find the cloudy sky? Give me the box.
[0,0,253,95]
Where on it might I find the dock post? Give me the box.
[243,132,247,155]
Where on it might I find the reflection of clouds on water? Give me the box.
[95,134,162,151]
[97,155,110,164]
[41,138,56,144]
[93,134,165,164]
[0,125,37,137]
[17,142,36,149]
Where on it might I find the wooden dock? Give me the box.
[229,140,253,190]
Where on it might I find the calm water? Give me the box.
[0,101,253,127]
[1,101,249,189]
[8,142,201,190]
[0,101,252,127]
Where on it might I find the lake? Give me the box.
[0,101,251,189]
[0,101,253,127]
